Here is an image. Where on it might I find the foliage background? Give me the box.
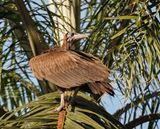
[0,0,160,129]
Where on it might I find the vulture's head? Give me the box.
[62,32,88,49]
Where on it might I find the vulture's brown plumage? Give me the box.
[29,33,114,111]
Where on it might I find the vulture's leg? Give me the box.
[54,88,80,112]
[64,90,74,107]
[64,88,79,107]
[53,91,72,112]
[54,93,65,112]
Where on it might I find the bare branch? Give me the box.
[124,113,160,129]
[114,91,160,118]
[15,0,49,56]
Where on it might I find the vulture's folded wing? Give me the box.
[29,49,110,88]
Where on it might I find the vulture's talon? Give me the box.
[53,93,65,112]
[53,105,64,112]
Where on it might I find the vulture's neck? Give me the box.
[62,34,70,50]
[62,40,69,50]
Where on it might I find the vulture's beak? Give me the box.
[73,33,89,40]
[67,33,89,42]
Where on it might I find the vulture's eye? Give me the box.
[71,32,74,36]
[67,32,74,37]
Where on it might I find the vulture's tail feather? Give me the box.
[88,81,114,96]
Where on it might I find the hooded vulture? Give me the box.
[29,32,114,111]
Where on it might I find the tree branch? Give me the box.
[14,0,57,93]
[124,113,160,129]
[113,91,160,118]
[15,0,49,56]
